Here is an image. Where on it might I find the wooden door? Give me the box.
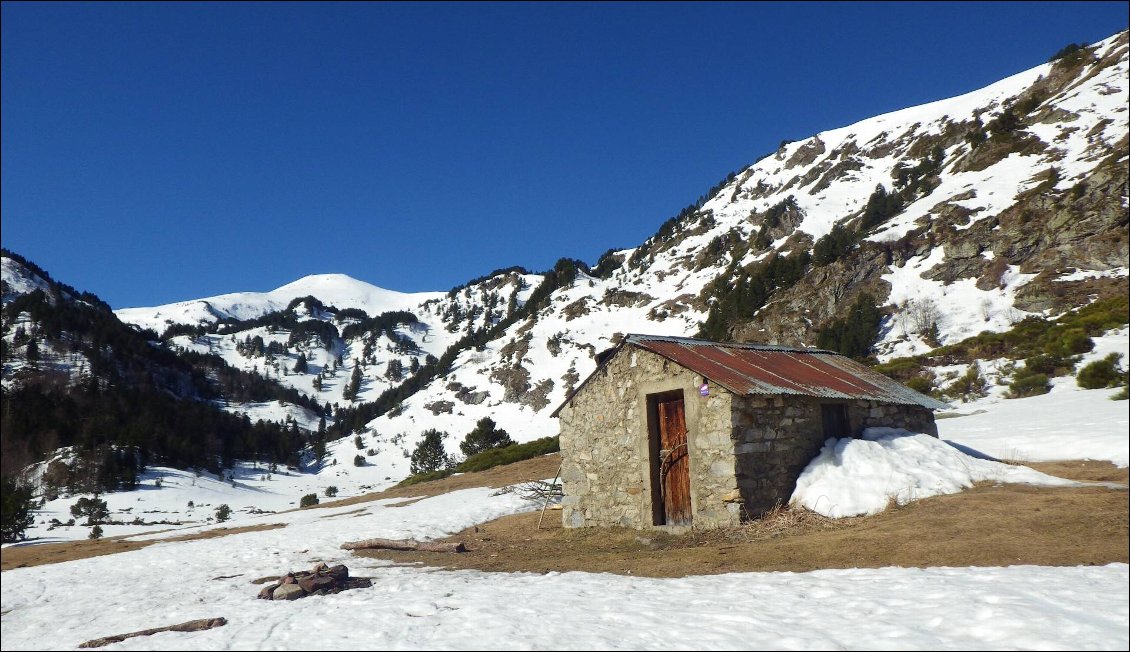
[657,395,691,526]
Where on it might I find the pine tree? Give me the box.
[409,429,451,474]
[293,353,308,374]
[459,417,514,457]
[1,477,35,542]
[70,496,109,526]
[343,365,362,401]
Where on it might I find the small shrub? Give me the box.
[1008,370,1051,398]
[874,357,927,381]
[325,486,338,498]
[1048,42,1088,64]
[945,363,990,402]
[300,493,319,508]
[1024,353,1074,377]
[396,469,455,488]
[1111,386,1129,401]
[353,455,365,467]
[1076,353,1124,389]
[1044,328,1093,357]
[88,525,103,540]
[457,436,560,474]
[354,435,364,450]
[214,504,231,523]
[396,436,562,487]
[903,375,934,395]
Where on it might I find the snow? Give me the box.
[878,246,1037,359]
[0,256,52,300]
[3,482,1128,651]
[114,273,446,333]
[938,326,1130,468]
[5,327,1129,651]
[938,385,1130,468]
[1054,266,1129,282]
[790,428,1087,518]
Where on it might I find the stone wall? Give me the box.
[558,346,735,530]
[729,395,828,518]
[848,401,939,437]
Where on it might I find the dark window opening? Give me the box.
[821,403,851,439]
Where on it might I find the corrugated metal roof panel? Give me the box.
[626,334,949,410]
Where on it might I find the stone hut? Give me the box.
[552,334,949,530]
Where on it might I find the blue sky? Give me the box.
[2,2,1126,309]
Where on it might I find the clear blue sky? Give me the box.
[2,2,1126,309]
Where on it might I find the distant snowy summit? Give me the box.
[115,273,446,333]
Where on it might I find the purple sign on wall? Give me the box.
[699,382,709,396]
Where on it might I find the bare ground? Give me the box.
[0,455,562,572]
[1,523,285,572]
[352,457,1130,577]
[5,453,1126,577]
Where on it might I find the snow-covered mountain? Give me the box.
[7,32,1128,490]
[115,274,446,333]
[354,31,1129,471]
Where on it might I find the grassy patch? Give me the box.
[396,436,560,487]
[876,296,1128,398]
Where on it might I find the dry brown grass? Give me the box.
[353,459,1129,577]
[1,523,285,572]
[5,453,1126,578]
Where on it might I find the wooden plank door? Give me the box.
[657,395,691,526]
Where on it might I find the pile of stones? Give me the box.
[256,562,371,600]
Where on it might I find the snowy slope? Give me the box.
[115,273,446,333]
[2,468,1127,650]
[1,256,52,301]
[357,31,1128,463]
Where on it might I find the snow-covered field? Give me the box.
[4,367,1128,650]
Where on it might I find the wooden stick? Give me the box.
[537,463,563,530]
[79,617,227,648]
[340,537,466,553]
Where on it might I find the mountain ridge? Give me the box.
[4,30,1127,490]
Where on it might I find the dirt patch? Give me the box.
[1,523,284,572]
[353,461,1128,577]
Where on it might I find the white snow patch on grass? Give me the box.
[790,428,1087,518]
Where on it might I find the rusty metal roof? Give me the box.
[551,334,949,416]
